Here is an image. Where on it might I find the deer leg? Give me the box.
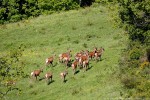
[51,62,54,67]
[73,69,76,75]
[63,76,66,83]
[35,76,37,80]
[51,77,52,83]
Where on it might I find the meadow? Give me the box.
[0,5,128,100]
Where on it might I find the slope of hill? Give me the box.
[0,5,128,100]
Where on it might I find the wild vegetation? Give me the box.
[0,5,128,99]
[0,0,150,99]
[117,0,150,98]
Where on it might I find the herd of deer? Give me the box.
[30,47,104,84]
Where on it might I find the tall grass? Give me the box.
[0,5,128,100]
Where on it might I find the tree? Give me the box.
[117,0,150,98]
[118,0,150,43]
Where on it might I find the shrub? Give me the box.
[133,81,150,98]
[129,48,141,60]
[10,15,22,22]
[121,75,138,89]
[0,0,79,24]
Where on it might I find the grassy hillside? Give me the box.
[0,5,128,100]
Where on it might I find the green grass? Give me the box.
[0,5,128,100]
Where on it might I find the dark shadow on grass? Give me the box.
[74,70,80,75]
[100,58,105,61]
[87,65,93,71]
[47,80,55,85]
[64,80,68,83]
[39,77,45,81]
[66,60,73,68]
[96,58,105,62]
[53,62,58,67]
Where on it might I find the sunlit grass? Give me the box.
[0,5,128,100]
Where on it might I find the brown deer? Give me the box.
[46,55,56,67]
[45,72,53,85]
[75,50,84,60]
[31,68,43,80]
[59,50,71,63]
[60,71,68,83]
[95,47,105,61]
[79,54,89,68]
[83,60,89,71]
[88,47,97,60]
[71,59,79,75]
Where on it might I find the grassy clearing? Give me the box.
[0,5,128,100]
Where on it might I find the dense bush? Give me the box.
[95,0,114,4]
[129,48,141,60]
[0,44,26,98]
[117,0,150,98]
[118,0,150,43]
[0,0,79,24]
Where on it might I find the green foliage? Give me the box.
[95,0,113,4]
[0,0,79,24]
[0,45,26,98]
[117,0,150,98]
[118,0,150,43]
[129,48,141,60]
[121,75,137,89]
[119,43,150,98]
[0,6,128,99]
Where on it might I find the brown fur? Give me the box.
[31,69,43,80]
[45,72,53,83]
[60,71,68,82]
[71,60,79,74]
[46,57,54,66]
[83,60,89,71]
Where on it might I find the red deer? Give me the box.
[75,50,84,60]
[60,71,68,83]
[46,55,56,66]
[71,59,79,75]
[45,72,53,85]
[63,56,71,68]
[88,47,97,60]
[83,60,89,71]
[79,55,89,68]
[59,50,71,63]
[31,69,43,80]
[95,47,104,61]
[59,50,72,68]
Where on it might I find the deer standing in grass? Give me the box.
[75,50,84,60]
[46,55,56,67]
[83,60,89,71]
[71,59,79,75]
[31,68,43,80]
[45,72,53,85]
[59,50,71,63]
[95,47,105,61]
[79,54,89,69]
[60,71,68,83]
[87,47,97,60]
